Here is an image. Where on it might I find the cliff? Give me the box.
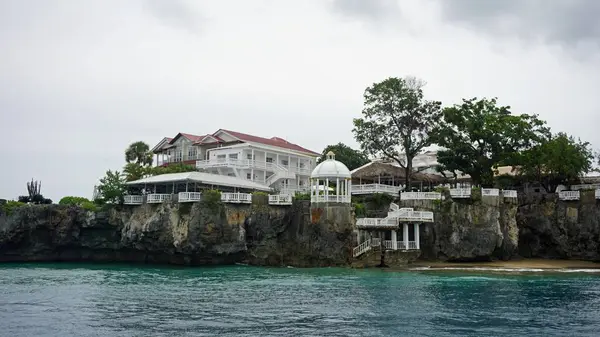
[401,190,519,262]
[0,198,355,267]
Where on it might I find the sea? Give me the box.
[1,263,600,337]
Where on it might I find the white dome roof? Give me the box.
[311,152,351,179]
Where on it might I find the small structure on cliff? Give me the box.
[353,203,434,260]
[310,151,351,203]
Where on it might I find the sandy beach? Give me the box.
[410,259,600,270]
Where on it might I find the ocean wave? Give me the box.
[409,266,600,273]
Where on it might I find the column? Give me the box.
[325,178,329,201]
[336,178,340,202]
[251,149,254,181]
[403,223,409,250]
[414,223,420,249]
[391,230,397,250]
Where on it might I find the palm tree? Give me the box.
[125,141,153,166]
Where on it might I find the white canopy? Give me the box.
[126,172,272,191]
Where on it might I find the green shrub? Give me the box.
[59,196,90,206]
[365,193,394,208]
[252,191,269,196]
[0,201,26,216]
[293,192,311,201]
[81,201,99,212]
[202,189,222,204]
[354,202,366,218]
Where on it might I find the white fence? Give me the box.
[221,192,252,204]
[501,190,518,198]
[356,217,398,228]
[397,211,434,222]
[400,192,442,200]
[449,188,471,198]
[178,192,202,202]
[481,188,500,197]
[311,195,351,203]
[351,184,401,196]
[124,195,143,205]
[147,194,171,203]
[269,194,293,205]
[558,191,580,201]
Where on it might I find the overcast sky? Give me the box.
[1,0,599,201]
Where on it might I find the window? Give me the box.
[217,154,226,159]
[266,157,273,163]
[229,153,238,159]
[188,147,197,159]
[228,173,235,177]
[247,154,253,160]
[247,173,252,179]
[299,162,305,168]
[281,160,289,166]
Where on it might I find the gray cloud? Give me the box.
[329,0,402,21]
[143,0,203,34]
[438,0,600,48]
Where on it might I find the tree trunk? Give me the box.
[405,157,412,191]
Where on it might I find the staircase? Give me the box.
[265,164,296,186]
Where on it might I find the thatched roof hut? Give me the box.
[351,162,445,184]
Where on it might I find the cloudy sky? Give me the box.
[1,0,599,201]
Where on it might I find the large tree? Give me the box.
[352,76,442,188]
[125,141,153,166]
[516,132,593,192]
[95,170,127,204]
[433,97,550,186]
[318,143,370,171]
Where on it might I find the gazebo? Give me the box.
[310,151,351,203]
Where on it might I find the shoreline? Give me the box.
[405,259,600,272]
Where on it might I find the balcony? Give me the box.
[124,195,143,205]
[221,192,252,204]
[400,192,442,200]
[501,190,518,198]
[482,188,500,197]
[147,194,171,203]
[558,190,580,201]
[311,195,351,203]
[196,158,311,176]
[449,188,471,198]
[269,194,293,205]
[179,192,202,202]
[351,184,401,196]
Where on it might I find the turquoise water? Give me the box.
[1,264,600,336]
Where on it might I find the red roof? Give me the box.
[169,133,203,144]
[216,129,320,156]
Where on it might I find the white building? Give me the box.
[151,129,320,194]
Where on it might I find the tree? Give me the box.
[123,162,150,182]
[318,143,370,171]
[352,76,442,188]
[95,170,127,204]
[125,141,153,166]
[149,163,197,176]
[433,97,550,186]
[516,133,593,192]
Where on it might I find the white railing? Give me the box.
[371,238,381,247]
[596,189,600,199]
[482,188,500,197]
[269,194,293,205]
[123,195,143,205]
[178,192,202,202]
[311,195,351,203]
[408,241,417,249]
[196,158,290,173]
[558,190,580,201]
[572,184,600,191]
[356,217,398,228]
[397,211,434,222]
[400,192,442,200]
[351,184,401,196]
[389,203,399,212]
[449,188,471,198]
[501,190,518,198]
[221,192,252,204]
[147,194,171,203]
[353,239,372,257]
[383,240,394,250]
[397,241,406,250]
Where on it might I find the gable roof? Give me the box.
[151,137,173,153]
[214,129,320,156]
[169,133,203,144]
[195,134,224,144]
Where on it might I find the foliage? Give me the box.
[318,143,370,171]
[494,174,522,190]
[125,141,153,166]
[252,191,268,196]
[293,192,311,201]
[81,201,99,212]
[95,170,127,204]
[59,196,91,206]
[365,193,395,209]
[515,132,593,192]
[27,179,41,199]
[353,202,366,218]
[123,162,149,182]
[202,189,222,204]
[432,97,550,186]
[150,164,197,176]
[1,201,26,215]
[17,196,30,203]
[353,76,442,187]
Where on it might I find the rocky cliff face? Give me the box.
[518,190,600,261]
[0,198,355,267]
[401,190,519,262]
